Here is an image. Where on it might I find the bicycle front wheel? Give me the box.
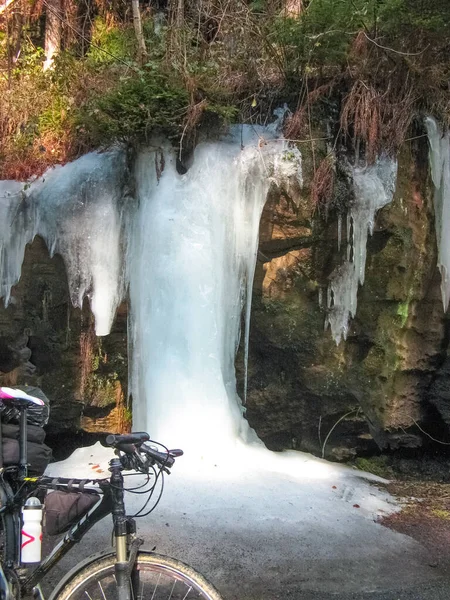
[50,551,223,600]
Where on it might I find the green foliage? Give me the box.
[379,0,450,34]
[80,71,189,144]
[270,0,378,75]
[88,18,137,65]
[13,40,46,75]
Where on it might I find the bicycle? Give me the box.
[0,395,223,600]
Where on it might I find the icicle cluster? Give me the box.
[0,150,130,336]
[325,157,398,344]
[128,128,302,451]
[425,116,450,311]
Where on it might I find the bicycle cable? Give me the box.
[129,439,171,517]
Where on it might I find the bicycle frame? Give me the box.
[21,481,113,594]
[2,457,140,600]
[0,405,153,600]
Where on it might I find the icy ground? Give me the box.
[43,444,443,599]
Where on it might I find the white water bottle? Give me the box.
[21,497,43,563]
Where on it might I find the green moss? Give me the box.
[354,456,394,479]
[431,509,450,520]
[397,300,409,327]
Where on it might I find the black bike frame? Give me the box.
[21,479,114,593]
[1,405,141,600]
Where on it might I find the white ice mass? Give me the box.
[326,157,398,343]
[128,129,302,451]
[425,116,450,311]
[0,121,302,451]
[0,150,130,336]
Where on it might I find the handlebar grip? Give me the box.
[105,432,150,447]
[141,445,175,468]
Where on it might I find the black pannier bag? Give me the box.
[1,438,52,474]
[44,490,100,536]
[1,423,46,444]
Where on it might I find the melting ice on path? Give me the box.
[129,127,302,452]
[0,151,130,336]
[326,157,398,344]
[425,116,450,311]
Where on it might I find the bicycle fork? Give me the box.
[110,459,143,600]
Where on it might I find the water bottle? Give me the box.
[21,497,43,563]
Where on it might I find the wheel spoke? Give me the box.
[51,554,220,600]
[167,580,176,600]
[181,587,193,600]
[150,572,161,600]
[98,581,108,600]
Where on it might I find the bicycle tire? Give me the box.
[49,551,223,600]
[0,511,16,566]
[0,482,18,567]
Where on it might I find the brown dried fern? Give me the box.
[311,154,335,217]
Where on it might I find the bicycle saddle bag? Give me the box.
[44,490,100,536]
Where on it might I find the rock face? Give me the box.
[0,236,130,444]
[1,136,450,460]
[242,138,450,459]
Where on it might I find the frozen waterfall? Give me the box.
[0,123,301,451]
[425,116,450,311]
[326,157,397,344]
[128,130,302,451]
[0,181,35,305]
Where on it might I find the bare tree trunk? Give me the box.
[283,0,303,17]
[176,0,184,27]
[44,0,62,71]
[132,0,147,65]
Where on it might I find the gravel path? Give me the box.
[42,447,449,600]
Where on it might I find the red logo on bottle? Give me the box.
[21,530,35,548]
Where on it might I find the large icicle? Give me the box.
[425,116,450,311]
[129,129,302,452]
[0,150,130,336]
[326,157,397,344]
[30,150,130,336]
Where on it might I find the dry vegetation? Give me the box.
[0,0,449,178]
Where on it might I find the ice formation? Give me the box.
[0,121,301,450]
[129,128,302,451]
[31,151,131,336]
[0,150,130,336]
[326,157,398,344]
[425,116,450,311]
[0,181,35,305]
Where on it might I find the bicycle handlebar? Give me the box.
[104,432,184,472]
[140,444,183,469]
[105,432,150,446]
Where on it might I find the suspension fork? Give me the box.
[109,459,143,600]
[110,458,129,600]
